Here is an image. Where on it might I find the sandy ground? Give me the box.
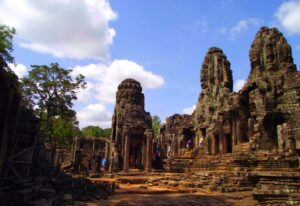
[74,183,257,206]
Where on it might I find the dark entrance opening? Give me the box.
[201,128,206,137]
[129,133,143,169]
[182,128,195,150]
[225,134,232,153]
[213,135,219,155]
[207,137,212,155]
[263,112,288,149]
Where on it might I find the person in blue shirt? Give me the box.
[101,157,107,172]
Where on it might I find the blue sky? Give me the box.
[1,0,300,128]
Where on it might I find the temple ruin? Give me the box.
[159,114,195,158]
[1,26,300,205]
[71,137,107,175]
[159,27,300,204]
[107,78,154,172]
[161,27,300,161]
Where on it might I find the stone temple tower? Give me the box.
[194,47,234,155]
[108,78,153,172]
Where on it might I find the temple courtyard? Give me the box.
[74,172,257,206]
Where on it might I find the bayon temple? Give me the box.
[160,27,300,162]
[107,78,154,172]
[0,26,300,205]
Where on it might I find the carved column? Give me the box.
[219,121,225,154]
[248,118,255,139]
[142,138,146,167]
[236,120,241,145]
[145,129,153,171]
[283,123,295,154]
[232,120,237,146]
[277,125,284,153]
[123,126,130,172]
[109,142,114,173]
[211,133,217,155]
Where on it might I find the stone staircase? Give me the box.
[253,172,300,205]
[232,142,250,154]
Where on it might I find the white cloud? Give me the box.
[77,104,112,128]
[76,81,94,103]
[8,63,28,78]
[72,59,164,104]
[182,105,196,115]
[194,20,209,33]
[230,18,262,36]
[0,0,117,61]
[275,0,300,35]
[233,79,246,92]
[217,27,227,35]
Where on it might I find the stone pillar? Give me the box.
[109,142,114,173]
[123,126,130,172]
[248,118,255,139]
[219,121,225,154]
[145,129,153,171]
[142,138,146,166]
[232,120,237,148]
[173,134,178,157]
[277,124,284,153]
[211,133,217,155]
[283,123,295,154]
[236,120,241,145]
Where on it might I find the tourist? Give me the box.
[101,157,107,172]
[167,145,171,157]
[199,137,204,148]
[187,139,192,150]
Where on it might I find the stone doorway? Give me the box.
[212,135,219,155]
[181,128,195,150]
[129,133,143,169]
[225,134,232,153]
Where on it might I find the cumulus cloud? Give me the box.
[233,79,246,92]
[182,105,196,115]
[230,18,262,36]
[72,59,164,104]
[9,63,28,78]
[77,104,112,128]
[275,0,300,35]
[0,0,117,60]
[73,59,164,128]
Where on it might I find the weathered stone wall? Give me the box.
[162,27,300,167]
[159,114,194,158]
[109,78,154,172]
[72,137,107,176]
[0,67,40,179]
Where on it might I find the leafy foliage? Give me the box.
[0,25,16,68]
[81,126,112,138]
[49,118,79,147]
[21,63,86,117]
[152,115,162,140]
[21,63,86,148]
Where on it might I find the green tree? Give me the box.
[0,25,16,68]
[81,126,112,138]
[50,118,79,147]
[0,24,19,88]
[81,126,104,138]
[21,63,86,120]
[21,63,86,164]
[152,115,162,140]
[103,128,112,137]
